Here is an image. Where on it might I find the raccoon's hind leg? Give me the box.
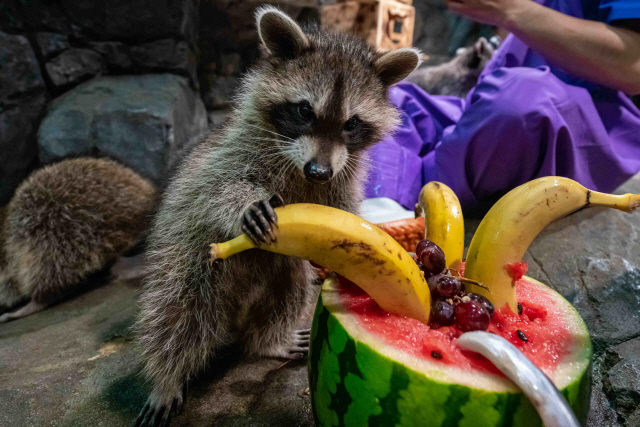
[0,299,47,323]
[0,275,28,314]
[243,261,313,360]
[135,269,232,427]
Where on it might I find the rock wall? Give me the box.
[0,0,201,203]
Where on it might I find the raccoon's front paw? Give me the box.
[241,194,285,246]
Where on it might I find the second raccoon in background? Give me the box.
[0,157,157,322]
[407,36,501,97]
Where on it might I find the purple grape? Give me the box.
[455,301,491,331]
[427,273,444,297]
[435,276,465,299]
[415,240,446,277]
[467,293,495,317]
[431,299,455,326]
[415,240,431,258]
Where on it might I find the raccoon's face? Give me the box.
[455,36,499,71]
[248,7,422,184]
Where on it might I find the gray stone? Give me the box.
[625,407,640,427]
[45,48,104,88]
[589,353,621,427]
[61,0,198,46]
[603,338,640,419]
[34,32,69,59]
[38,74,208,182]
[0,31,44,101]
[0,31,48,205]
[0,93,47,205]
[201,75,240,110]
[131,39,197,84]
[89,41,133,71]
[0,0,72,34]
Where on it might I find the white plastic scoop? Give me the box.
[458,331,581,427]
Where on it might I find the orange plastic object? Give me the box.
[377,216,425,252]
[312,216,425,280]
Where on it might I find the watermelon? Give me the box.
[308,274,592,427]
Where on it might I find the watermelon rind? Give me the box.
[309,276,592,427]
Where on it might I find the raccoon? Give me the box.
[0,157,156,322]
[406,36,500,97]
[134,7,421,426]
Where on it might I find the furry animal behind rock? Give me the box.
[134,6,421,426]
[406,36,500,97]
[0,157,156,322]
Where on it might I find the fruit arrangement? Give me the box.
[209,177,640,426]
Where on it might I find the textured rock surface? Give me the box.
[34,32,70,60]
[45,48,105,88]
[38,74,208,182]
[131,39,197,84]
[0,31,48,205]
[0,0,198,45]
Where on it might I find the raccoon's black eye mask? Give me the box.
[270,101,376,150]
[270,101,317,139]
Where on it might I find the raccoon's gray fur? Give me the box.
[134,7,421,426]
[0,157,157,322]
[406,36,498,97]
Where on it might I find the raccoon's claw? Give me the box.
[135,387,185,427]
[288,328,310,358]
[242,195,284,245]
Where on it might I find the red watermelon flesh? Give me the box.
[338,275,571,378]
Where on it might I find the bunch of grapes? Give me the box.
[414,240,494,331]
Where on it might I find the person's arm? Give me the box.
[444,0,640,94]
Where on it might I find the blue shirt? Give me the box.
[582,0,640,23]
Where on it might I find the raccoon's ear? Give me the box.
[256,7,309,60]
[374,48,423,87]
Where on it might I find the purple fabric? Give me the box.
[365,0,640,210]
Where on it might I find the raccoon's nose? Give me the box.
[304,159,333,184]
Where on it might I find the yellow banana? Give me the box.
[210,204,431,323]
[416,182,464,271]
[465,176,640,312]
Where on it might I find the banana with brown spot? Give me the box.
[210,203,431,323]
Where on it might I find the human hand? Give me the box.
[443,0,534,28]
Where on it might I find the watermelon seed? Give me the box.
[518,302,523,315]
[431,350,443,359]
[517,330,528,342]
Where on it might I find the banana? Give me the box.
[415,181,464,271]
[465,176,640,312]
[210,203,431,323]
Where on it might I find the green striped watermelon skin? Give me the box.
[308,280,592,427]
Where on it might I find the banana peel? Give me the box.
[210,203,431,323]
[465,176,640,312]
[416,181,464,271]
